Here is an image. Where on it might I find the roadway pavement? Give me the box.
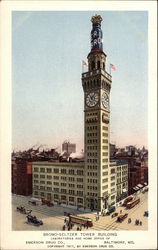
[12,191,148,231]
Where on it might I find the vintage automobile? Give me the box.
[111,212,118,218]
[117,213,128,223]
[41,198,54,207]
[106,206,116,215]
[28,198,40,206]
[26,215,43,226]
[16,206,32,214]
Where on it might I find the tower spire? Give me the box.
[90,14,103,52]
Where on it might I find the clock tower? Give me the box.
[82,15,112,212]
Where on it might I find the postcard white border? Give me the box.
[0,1,157,249]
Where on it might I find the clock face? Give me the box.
[102,92,109,108]
[86,92,99,107]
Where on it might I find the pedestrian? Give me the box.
[140,221,142,226]
[120,210,122,214]
[63,225,65,230]
[86,223,88,229]
[64,218,66,223]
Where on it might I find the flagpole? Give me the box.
[109,64,111,75]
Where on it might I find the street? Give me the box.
[12,191,148,231]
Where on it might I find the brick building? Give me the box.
[12,160,32,196]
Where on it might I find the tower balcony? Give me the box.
[82,69,112,82]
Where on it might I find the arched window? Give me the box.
[97,61,100,69]
[92,61,95,70]
[103,62,105,70]
[90,80,92,88]
[87,81,89,88]
[93,79,96,88]
[97,79,100,87]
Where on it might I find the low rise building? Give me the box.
[32,162,85,208]
[32,160,128,211]
[116,160,128,202]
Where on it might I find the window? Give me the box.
[69,169,75,175]
[61,189,67,194]
[103,62,105,70]
[47,168,52,173]
[40,180,45,184]
[61,195,66,200]
[54,176,59,180]
[111,182,115,187]
[77,184,83,189]
[34,174,38,178]
[34,167,38,172]
[47,193,51,199]
[69,183,75,188]
[77,191,83,196]
[61,169,67,174]
[40,175,45,179]
[77,178,83,182]
[34,180,39,183]
[69,197,74,202]
[47,175,52,179]
[69,190,75,195]
[103,171,108,176]
[61,183,67,187]
[40,186,45,190]
[103,165,108,170]
[103,139,108,143]
[103,133,108,137]
[54,168,59,173]
[54,188,59,192]
[103,185,108,190]
[77,170,84,175]
[111,188,115,193]
[97,60,100,69]
[69,177,75,182]
[47,181,52,185]
[54,194,58,199]
[40,168,45,173]
[111,169,115,174]
[111,195,115,200]
[54,182,59,186]
[47,187,52,191]
[91,61,95,70]
[61,176,67,181]
[77,198,83,203]
[40,192,44,197]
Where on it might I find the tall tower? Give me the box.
[82,15,112,212]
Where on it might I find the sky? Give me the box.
[12,11,148,152]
